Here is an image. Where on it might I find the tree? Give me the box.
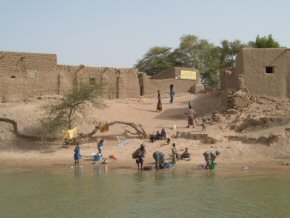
[135,47,175,76]
[41,82,105,133]
[249,34,280,48]
[173,35,221,87]
[218,40,245,68]
[171,35,199,67]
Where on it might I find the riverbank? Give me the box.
[1,92,290,172]
[0,140,289,172]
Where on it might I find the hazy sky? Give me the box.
[1,0,289,67]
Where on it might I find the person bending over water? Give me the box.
[203,150,220,169]
[153,151,165,171]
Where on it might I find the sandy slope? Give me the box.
[1,92,290,171]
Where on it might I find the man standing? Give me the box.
[169,84,175,103]
[135,144,146,171]
[98,139,104,156]
[74,143,81,166]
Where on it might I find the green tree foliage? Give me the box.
[135,47,175,76]
[218,40,245,68]
[135,34,282,87]
[249,34,280,48]
[173,35,221,87]
[171,35,199,67]
[41,82,105,133]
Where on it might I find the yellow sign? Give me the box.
[180,70,196,80]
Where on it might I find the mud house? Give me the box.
[0,51,203,101]
[220,48,290,97]
[138,67,204,96]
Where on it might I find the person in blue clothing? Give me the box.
[169,84,175,103]
[98,139,104,156]
[160,128,166,140]
[74,143,81,166]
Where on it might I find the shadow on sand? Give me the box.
[155,92,225,121]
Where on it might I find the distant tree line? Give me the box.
[135,34,282,87]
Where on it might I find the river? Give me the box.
[0,166,289,218]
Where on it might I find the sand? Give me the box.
[1,92,290,172]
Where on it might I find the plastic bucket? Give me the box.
[210,163,217,169]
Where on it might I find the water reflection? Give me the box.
[1,170,290,218]
[93,164,108,176]
[133,172,146,183]
[154,171,166,185]
[73,166,83,177]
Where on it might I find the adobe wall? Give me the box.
[241,48,288,97]
[276,50,290,97]
[141,74,194,96]
[150,68,176,79]
[58,65,139,99]
[0,51,141,101]
[151,67,201,82]
[0,51,198,101]
[0,51,57,78]
[119,69,140,98]
[0,51,58,101]
[220,68,239,90]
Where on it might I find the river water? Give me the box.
[0,166,289,218]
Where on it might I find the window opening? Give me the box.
[265,66,274,74]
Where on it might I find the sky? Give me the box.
[1,0,290,67]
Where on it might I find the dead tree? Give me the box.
[0,118,148,144]
[0,117,58,141]
[66,121,148,144]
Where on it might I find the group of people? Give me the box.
[73,85,212,168]
[131,143,217,171]
[74,139,220,171]
[149,128,169,143]
[156,84,175,112]
[73,139,105,165]
[203,150,221,169]
[157,87,205,131]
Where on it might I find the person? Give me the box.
[203,150,221,169]
[134,144,146,171]
[156,90,162,112]
[166,138,171,145]
[98,139,104,156]
[201,118,206,131]
[186,106,196,128]
[149,131,162,142]
[180,147,191,159]
[169,84,175,104]
[160,128,166,140]
[153,151,165,170]
[171,143,179,164]
[188,101,192,109]
[74,143,81,166]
